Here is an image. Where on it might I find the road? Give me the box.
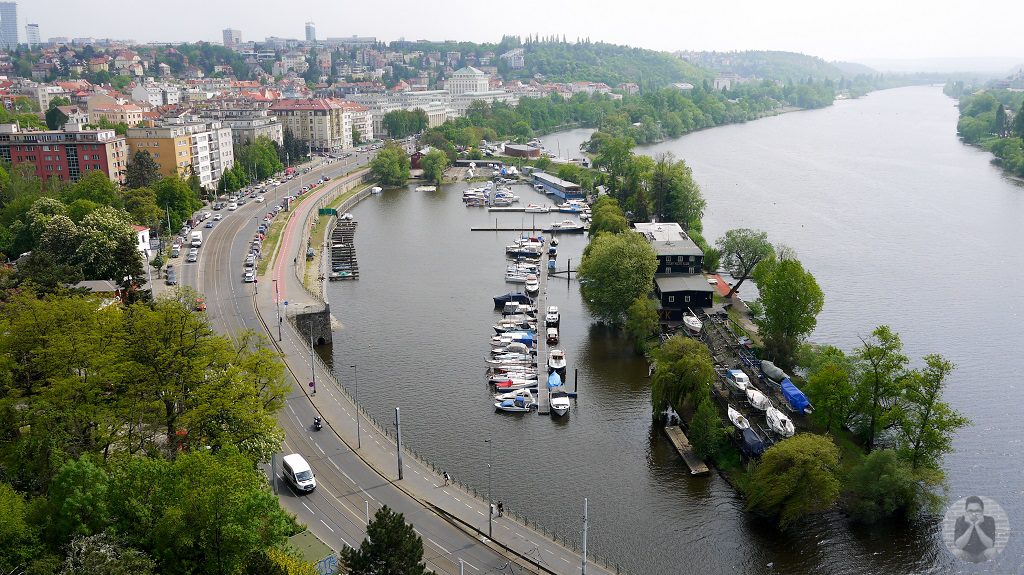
[185,149,611,575]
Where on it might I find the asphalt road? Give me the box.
[185,149,609,575]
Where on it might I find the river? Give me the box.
[328,86,1023,574]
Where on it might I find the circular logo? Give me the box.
[942,496,1010,563]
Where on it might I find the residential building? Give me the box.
[222,28,242,48]
[23,84,68,111]
[201,107,283,146]
[87,95,145,126]
[450,89,518,116]
[347,90,450,135]
[499,48,525,70]
[56,105,90,125]
[305,22,315,43]
[444,66,489,95]
[25,22,39,49]
[0,2,16,50]
[126,118,234,190]
[0,123,128,185]
[269,97,371,152]
[131,82,181,107]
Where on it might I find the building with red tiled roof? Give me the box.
[269,97,372,151]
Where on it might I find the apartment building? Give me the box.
[269,98,372,152]
[87,94,145,126]
[0,124,128,185]
[131,82,181,107]
[126,119,233,190]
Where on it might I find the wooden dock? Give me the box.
[535,250,551,415]
[663,426,710,475]
[472,226,540,232]
[328,220,359,281]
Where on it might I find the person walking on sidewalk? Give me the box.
[443,471,450,486]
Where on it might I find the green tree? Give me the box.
[370,143,411,187]
[577,230,657,325]
[895,354,970,471]
[62,171,123,209]
[74,207,144,286]
[588,196,628,236]
[125,150,162,190]
[649,152,706,227]
[122,187,163,230]
[340,505,429,575]
[650,335,716,413]
[751,253,824,369]
[153,176,202,232]
[855,326,909,452]
[47,458,111,543]
[0,482,44,574]
[623,295,659,353]
[689,397,727,459]
[419,149,449,185]
[804,358,856,435]
[746,434,841,528]
[716,228,773,298]
[1014,99,1024,139]
[242,547,318,575]
[844,449,942,524]
[13,249,83,291]
[61,533,156,575]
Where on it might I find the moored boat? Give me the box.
[493,292,532,307]
[541,219,586,234]
[682,313,703,335]
[547,349,567,376]
[495,393,536,412]
[726,369,750,392]
[746,388,772,411]
[727,406,751,430]
[546,327,559,345]
[524,274,539,295]
[550,391,571,416]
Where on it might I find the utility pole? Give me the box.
[395,407,403,480]
[309,315,316,395]
[582,498,588,575]
[273,279,282,341]
[485,438,493,538]
[351,364,360,449]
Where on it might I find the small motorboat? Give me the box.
[495,397,536,413]
[746,388,772,411]
[370,186,383,195]
[682,313,703,335]
[508,263,541,274]
[548,259,557,271]
[493,292,532,307]
[415,185,437,192]
[501,302,537,317]
[489,371,537,384]
[505,271,530,284]
[548,349,567,376]
[726,369,750,392]
[494,388,535,403]
[541,220,586,234]
[550,238,559,246]
[494,379,540,392]
[524,274,539,295]
[550,390,571,416]
[525,203,550,213]
[767,406,795,438]
[761,360,789,384]
[727,406,751,430]
[493,342,533,355]
[490,332,535,347]
[545,306,560,327]
[546,327,559,345]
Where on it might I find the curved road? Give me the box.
[185,152,609,575]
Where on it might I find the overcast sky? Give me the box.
[20,0,1024,65]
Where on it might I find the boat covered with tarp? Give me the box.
[781,377,813,414]
[740,427,766,457]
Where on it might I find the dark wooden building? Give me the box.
[653,275,715,320]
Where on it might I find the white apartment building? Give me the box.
[450,90,519,116]
[444,66,489,95]
[348,90,451,136]
[269,98,372,152]
[131,82,181,107]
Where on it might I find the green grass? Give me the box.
[256,217,285,276]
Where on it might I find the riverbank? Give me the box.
[303,183,373,292]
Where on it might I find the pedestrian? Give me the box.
[443,471,450,486]
[497,501,504,517]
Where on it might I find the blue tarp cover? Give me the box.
[781,377,811,413]
[547,372,562,389]
[500,400,514,407]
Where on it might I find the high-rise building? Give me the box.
[222,28,241,48]
[305,22,315,43]
[25,23,39,49]
[0,2,17,50]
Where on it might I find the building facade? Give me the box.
[0,2,16,50]
[25,22,39,49]
[444,66,490,95]
[131,82,181,107]
[305,22,315,43]
[126,119,233,190]
[634,221,712,320]
[0,124,128,185]
[222,28,242,48]
[269,98,372,152]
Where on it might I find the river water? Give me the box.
[329,87,1024,574]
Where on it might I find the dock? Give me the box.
[328,220,359,280]
[486,207,527,212]
[472,226,540,232]
[535,254,551,415]
[663,426,710,475]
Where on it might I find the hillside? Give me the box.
[677,50,858,81]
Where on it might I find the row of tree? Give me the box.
[218,137,285,193]
[952,88,1024,176]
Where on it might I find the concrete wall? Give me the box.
[293,304,333,346]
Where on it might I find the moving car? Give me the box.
[282,454,316,492]
[213,214,223,221]
[165,265,177,285]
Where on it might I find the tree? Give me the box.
[751,253,824,369]
[352,127,363,147]
[624,295,659,353]
[649,153,706,227]
[242,547,318,575]
[60,533,156,575]
[689,397,727,459]
[802,350,856,434]
[370,143,411,187]
[855,326,909,452]
[745,434,841,528]
[62,171,123,209]
[46,106,70,130]
[74,207,144,286]
[650,335,716,413]
[0,482,44,575]
[894,354,970,471]
[125,150,162,190]
[844,449,942,524]
[716,229,773,298]
[588,196,628,236]
[1014,99,1024,139]
[419,149,449,185]
[577,230,657,325]
[47,458,111,543]
[13,249,83,291]
[122,187,163,230]
[340,505,429,575]
[153,176,202,232]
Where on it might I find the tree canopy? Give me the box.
[751,252,824,369]
[716,228,773,298]
[419,149,449,185]
[577,229,657,325]
[650,335,716,413]
[746,434,841,528]
[370,143,412,187]
[125,150,162,190]
[340,506,429,575]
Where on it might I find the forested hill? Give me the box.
[393,37,706,87]
[677,50,875,81]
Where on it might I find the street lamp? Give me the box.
[272,278,282,341]
[485,437,493,538]
[350,364,360,449]
[305,305,316,395]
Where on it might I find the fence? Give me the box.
[288,313,629,575]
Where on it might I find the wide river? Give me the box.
[328,86,1024,574]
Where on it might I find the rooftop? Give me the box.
[655,274,715,294]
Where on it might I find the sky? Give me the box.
[19,0,1024,67]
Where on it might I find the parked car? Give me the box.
[213,213,223,221]
[205,221,214,228]
[194,298,207,312]
[243,271,256,283]
[255,196,265,203]
[165,265,177,285]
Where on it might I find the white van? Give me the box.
[282,453,316,492]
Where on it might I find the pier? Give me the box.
[535,252,551,415]
[663,426,710,475]
[328,220,359,280]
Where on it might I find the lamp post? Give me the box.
[272,279,282,341]
[350,364,360,449]
[485,437,493,538]
[305,305,316,395]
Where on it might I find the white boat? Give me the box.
[501,302,536,317]
[495,393,536,413]
[489,372,537,384]
[525,203,550,213]
[370,186,383,195]
[546,327,559,345]
[493,378,540,392]
[415,185,437,192]
[746,388,772,411]
[545,306,560,327]
[682,313,703,335]
[766,406,795,437]
[550,390,571,417]
[493,321,536,334]
[725,369,750,392]
[541,220,586,234]
[548,349,567,374]
[505,272,530,284]
[493,342,532,355]
[524,274,539,295]
[508,263,541,274]
[494,388,536,402]
[727,406,751,430]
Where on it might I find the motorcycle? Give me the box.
[313,416,322,431]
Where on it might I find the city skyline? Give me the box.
[18,0,1024,66]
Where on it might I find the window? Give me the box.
[684,296,691,303]
[668,296,675,303]
[44,156,52,161]
[665,267,672,273]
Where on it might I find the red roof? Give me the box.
[132,225,149,232]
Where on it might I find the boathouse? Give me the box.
[653,275,714,320]
[633,221,704,274]
[532,171,583,200]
